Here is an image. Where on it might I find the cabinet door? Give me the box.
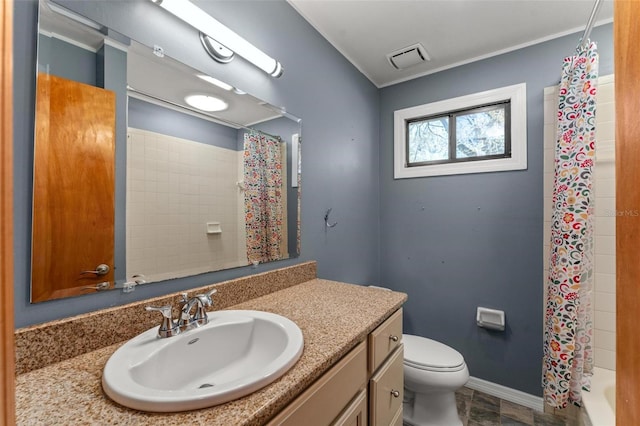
[268,341,367,426]
[390,406,403,426]
[368,309,403,374]
[332,389,367,426]
[369,345,404,426]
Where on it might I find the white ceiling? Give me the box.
[287,0,614,88]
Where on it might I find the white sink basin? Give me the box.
[102,310,304,412]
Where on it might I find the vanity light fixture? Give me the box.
[197,74,233,91]
[184,94,228,112]
[150,0,284,77]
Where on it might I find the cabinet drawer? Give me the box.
[369,345,404,426]
[368,308,403,374]
[268,340,367,426]
[332,389,367,426]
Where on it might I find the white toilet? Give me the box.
[402,334,469,426]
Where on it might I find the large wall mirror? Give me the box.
[31,0,301,303]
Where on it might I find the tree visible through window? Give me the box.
[406,101,510,167]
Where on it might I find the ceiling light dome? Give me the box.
[184,94,228,112]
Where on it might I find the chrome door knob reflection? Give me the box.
[80,264,110,276]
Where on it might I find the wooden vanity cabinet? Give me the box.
[368,308,404,425]
[333,389,368,426]
[267,340,368,426]
[369,346,404,425]
[368,309,403,373]
[267,308,404,426]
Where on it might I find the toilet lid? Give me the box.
[403,334,465,372]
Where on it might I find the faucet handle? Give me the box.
[196,288,217,306]
[145,305,179,338]
[178,292,189,307]
[192,289,217,324]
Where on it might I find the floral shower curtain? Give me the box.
[243,132,283,264]
[542,42,598,408]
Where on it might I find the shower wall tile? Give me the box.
[594,272,615,294]
[594,329,616,351]
[595,235,615,255]
[594,164,615,179]
[594,310,615,333]
[595,254,616,275]
[595,178,615,198]
[598,80,615,102]
[596,121,616,141]
[126,128,247,283]
[543,75,616,370]
[594,348,616,370]
[543,123,556,148]
[595,292,616,313]
[594,216,615,236]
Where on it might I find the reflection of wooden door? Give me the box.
[31,73,116,302]
[617,2,640,424]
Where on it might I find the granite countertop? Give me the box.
[16,279,406,425]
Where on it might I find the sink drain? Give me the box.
[198,383,215,389]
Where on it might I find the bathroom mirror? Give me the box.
[31,1,301,303]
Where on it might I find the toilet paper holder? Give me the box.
[476,307,505,331]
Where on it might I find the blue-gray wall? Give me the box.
[97,43,128,282]
[128,98,239,150]
[37,34,96,85]
[378,25,614,396]
[14,0,380,327]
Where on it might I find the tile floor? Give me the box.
[455,387,581,426]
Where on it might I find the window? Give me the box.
[394,83,527,179]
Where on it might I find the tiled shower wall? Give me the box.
[126,128,247,283]
[543,75,616,370]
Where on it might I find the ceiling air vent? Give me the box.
[386,43,430,70]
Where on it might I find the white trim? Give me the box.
[127,91,241,129]
[46,1,103,31]
[394,83,527,179]
[291,133,300,188]
[466,376,544,412]
[103,38,129,53]
[38,29,99,53]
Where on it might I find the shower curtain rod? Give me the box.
[126,86,281,141]
[578,0,603,50]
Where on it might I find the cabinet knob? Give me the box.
[391,390,400,398]
[389,335,399,342]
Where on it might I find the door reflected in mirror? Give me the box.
[31,0,301,303]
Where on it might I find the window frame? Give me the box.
[394,83,527,179]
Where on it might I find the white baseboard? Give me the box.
[466,376,544,412]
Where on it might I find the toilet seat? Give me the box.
[403,334,466,372]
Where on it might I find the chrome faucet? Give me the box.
[179,288,217,330]
[146,288,217,338]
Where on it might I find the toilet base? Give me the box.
[403,388,462,426]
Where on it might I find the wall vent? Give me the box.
[386,43,430,70]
